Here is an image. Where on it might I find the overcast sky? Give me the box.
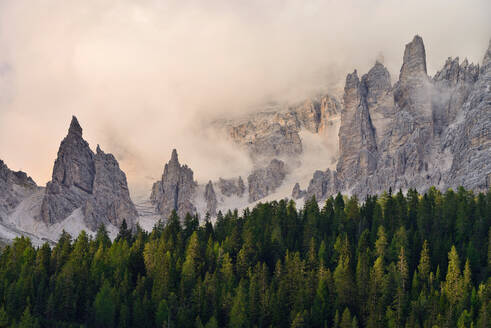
[0,0,489,196]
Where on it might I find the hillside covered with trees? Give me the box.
[0,187,489,327]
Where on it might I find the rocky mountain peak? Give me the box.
[40,116,137,228]
[151,149,197,220]
[400,35,427,80]
[50,116,95,192]
[170,148,179,164]
[0,160,38,221]
[433,57,479,86]
[204,180,217,216]
[68,115,83,138]
[365,61,391,92]
[345,70,360,91]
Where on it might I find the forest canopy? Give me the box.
[0,187,489,327]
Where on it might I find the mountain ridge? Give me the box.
[0,35,489,243]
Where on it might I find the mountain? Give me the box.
[40,116,138,230]
[0,35,489,244]
[0,160,38,221]
[0,116,137,244]
[214,94,340,162]
[150,149,198,219]
[147,35,490,219]
[295,35,490,201]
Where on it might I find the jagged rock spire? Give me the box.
[204,180,217,216]
[170,148,179,164]
[400,35,427,80]
[150,149,197,220]
[40,116,137,229]
[365,61,391,93]
[68,115,83,138]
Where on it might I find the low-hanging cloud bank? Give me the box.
[0,0,489,197]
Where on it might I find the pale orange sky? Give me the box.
[0,0,490,197]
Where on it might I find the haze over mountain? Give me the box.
[0,32,489,246]
[0,1,490,245]
[0,0,490,199]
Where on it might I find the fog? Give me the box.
[0,0,489,197]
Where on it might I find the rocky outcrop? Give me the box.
[83,146,138,230]
[300,35,490,200]
[433,57,480,135]
[224,111,303,160]
[336,69,378,187]
[247,159,287,202]
[204,181,217,216]
[444,40,491,191]
[218,177,246,197]
[215,94,340,161]
[40,116,137,229]
[40,116,96,225]
[363,62,395,144]
[0,160,38,220]
[304,169,338,201]
[291,182,305,200]
[151,149,197,219]
[294,95,341,134]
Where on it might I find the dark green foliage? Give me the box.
[0,187,489,327]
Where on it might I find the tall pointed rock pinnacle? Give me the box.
[68,115,83,138]
[150,149,197,220]
[170,149,179,163]
[400,35,427,80]
[40,115,137,229]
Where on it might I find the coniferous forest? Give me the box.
[0,187,490,328]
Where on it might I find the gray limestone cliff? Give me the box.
[218,177,246,197]
[204,181,218,216]
[247,159,287,202]
[215,94,340,161]
[150,149,197,219]
[40,116,137,229]
[40,117,96,225]
[298,35,490,200]
[304,169,338,201]
[444,40,491,191]
[0,160,38,221]
[83,146,138,230]
[336,69,378,188]
[291,182,306,200]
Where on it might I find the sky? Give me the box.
[0,0,490,197]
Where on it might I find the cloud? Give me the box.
[0,0,489,197]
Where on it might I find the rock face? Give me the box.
[298,35,491,200]
[304,169,338,201]
[217,177,246,197]
[0,160,38,220]
[40,117,96,225]
[336,69,378,188]
[40,116,137,229]
[444,40,491,191]
[247,159,287,202]
[204,181,217,216]
[215,94,340,160]
[291,182,305,200]
[83,146,138,230]
[151,149,197,219]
